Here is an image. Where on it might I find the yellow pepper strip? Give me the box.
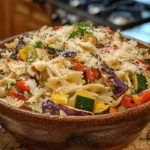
[51,93,69,105]
[77,91,95,100]
[18,46,29,62]
[83,34,98,46]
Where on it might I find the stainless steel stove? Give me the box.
[47,0,150,43]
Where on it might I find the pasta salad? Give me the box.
[0,22,150,116]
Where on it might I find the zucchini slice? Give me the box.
[75,91,95,112]
[133,73,148,93]
[94,102,109,115]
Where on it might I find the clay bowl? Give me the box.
[0,35,150,150]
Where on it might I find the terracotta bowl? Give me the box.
[0,35,150,150]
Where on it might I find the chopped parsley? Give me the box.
[68,22,93,39]
[35,41,42,48]
[74,22,92,28]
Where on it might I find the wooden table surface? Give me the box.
[0,123,150,150]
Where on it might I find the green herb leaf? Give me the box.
[68,31,79,39]
[74,22,92,28]
[35,41,42,48]
[68,22,93,39]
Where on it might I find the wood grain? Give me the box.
[0,0,52,40]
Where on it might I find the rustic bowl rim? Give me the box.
[0,99,150,122]
[0,34,150,122]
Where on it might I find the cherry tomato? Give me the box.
[139,90,150,105]
[53,26,62,31]
[16,81,30,92]
[85,68,100,83]
[109,108,117,113]
[74,60,85,71]
[121,95,137,108]
[10,91,28,101]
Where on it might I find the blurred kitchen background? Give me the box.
[0,0,150,44]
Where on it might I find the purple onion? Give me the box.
[42,99,92,116]
[43,46,60,56]
[16,37,26,51]
[10,52,18,60]
[100,62,128,99]
[43,46,76,58]
[62,51,76,58]
[58,104,92,116]
[42,100,60,115]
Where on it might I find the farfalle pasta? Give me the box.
[0,22,149,116]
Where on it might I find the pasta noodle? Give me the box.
[0,22,149,116]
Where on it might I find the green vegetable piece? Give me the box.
[68,31,80,39]
[94,107,109,115]
[74,22,92,28]
[75,95,94,112]
[35,41,42,48]
[68,22,93,39]
[134,74,148,93]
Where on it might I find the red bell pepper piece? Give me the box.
[121,95,137,108]
[85,68,100,82]
[16,81,30,92]
[53,26,62,31]
[73,60,85,71]
[73,60,100,82]
[109,108,117,113]
[139,90,150,105]
[10,91,28,101]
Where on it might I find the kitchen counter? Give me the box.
[0,123,150,150]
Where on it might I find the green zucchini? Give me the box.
[75,92,95,112]
[94,102,109,115]
[133,73,148,93]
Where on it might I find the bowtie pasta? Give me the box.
[0,22,150,116]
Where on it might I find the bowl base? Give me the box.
[24,140,131,150]
[23,133,138,150]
